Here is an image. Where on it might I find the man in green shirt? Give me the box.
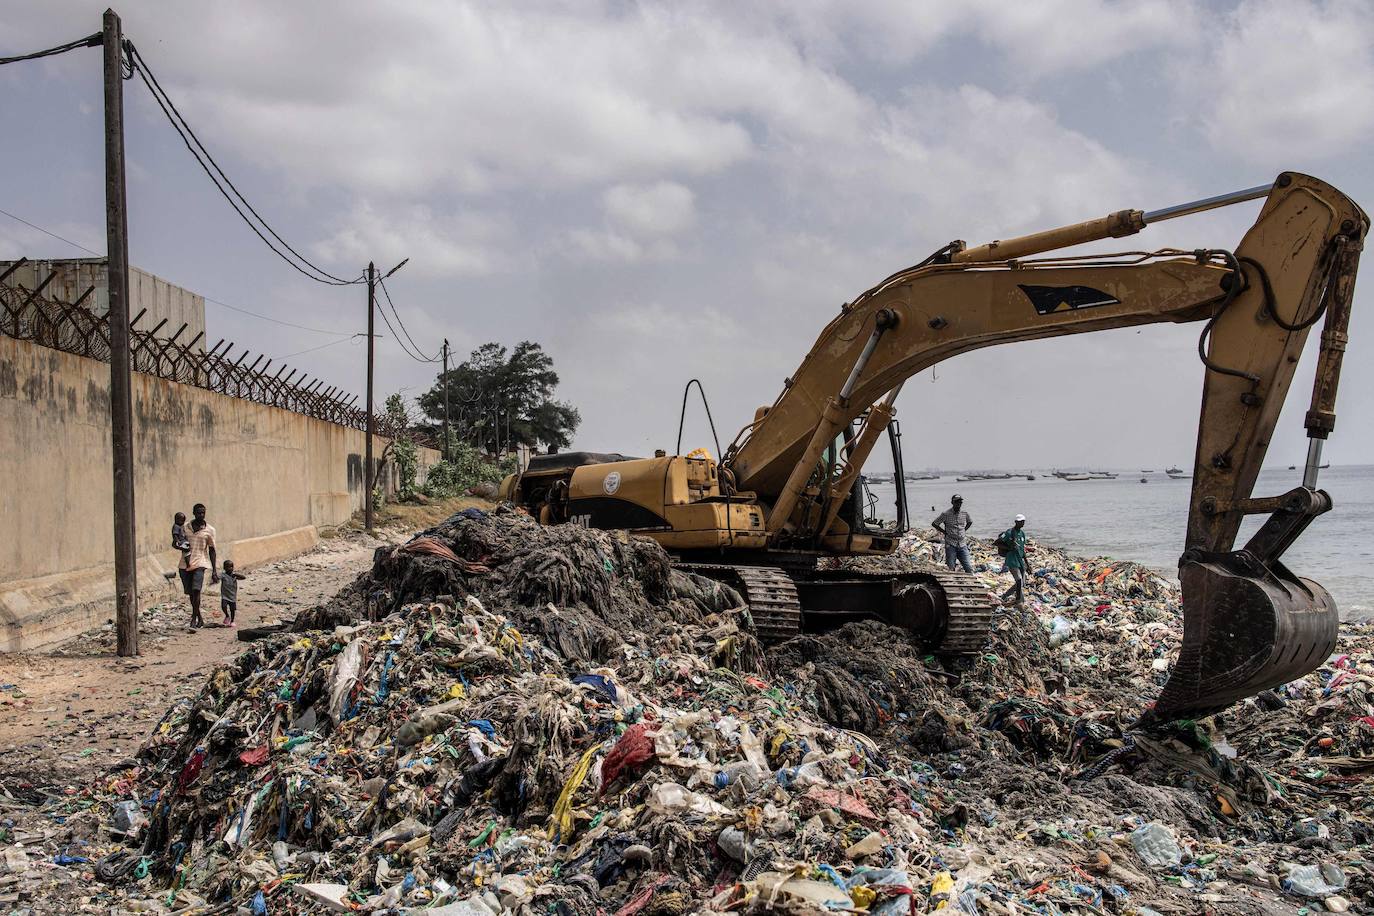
[998,514,1028,607]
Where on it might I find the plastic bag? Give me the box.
[1130,823,1182,868]
[646,782,732,817]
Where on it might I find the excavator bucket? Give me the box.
[1144,553,1338,723]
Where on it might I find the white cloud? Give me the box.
[604,182,696,237]
[754,0,1200,74]
[312,203,509,278]
[1189,0,1374,163]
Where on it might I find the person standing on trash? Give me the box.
[996,514,1029,607]
[932,494,974,573]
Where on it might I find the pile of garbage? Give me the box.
[25,509,1374,913]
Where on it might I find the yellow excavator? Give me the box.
[501,172,1366,723]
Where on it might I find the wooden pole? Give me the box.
[364,261,376,532]
[104,8,138,657]
[441,338,449,460]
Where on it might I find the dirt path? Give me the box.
[0,524,411,792]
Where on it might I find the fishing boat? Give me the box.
[1166,466,1183,475]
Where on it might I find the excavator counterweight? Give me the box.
[502,171,1367,725]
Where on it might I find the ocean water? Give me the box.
[866,464,1374,620]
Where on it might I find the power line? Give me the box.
[275,333,365,360]
[124,40,362,287]
[204,295,356,336]
[0,31,100,66]
[374,288,438,363]
[377,275,438,362]
[0,205,101,255]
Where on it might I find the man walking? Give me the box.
[997,514,1029,607]
[179,503,219,629]
[182,517,217,628]
[932,494,973,573]
[191,503,219,586]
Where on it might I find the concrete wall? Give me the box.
[0,259,207,348]
[0,335,439,651]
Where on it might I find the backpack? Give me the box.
[994,530,1013,556]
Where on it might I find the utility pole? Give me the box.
[441,338,450,460]
[364,261,376,532]
[104,8,138,658]
[363,257,408,532]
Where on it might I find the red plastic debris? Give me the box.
[238,745,270,767]
[601,722,657,790]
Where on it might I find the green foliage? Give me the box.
[420,340,580,454]
[385,393,421,501]
[424,442,512,498]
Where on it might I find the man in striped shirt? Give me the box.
[932,494,974,573]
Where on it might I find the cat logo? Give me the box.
[603,471,622,495]
[1019,284,1121,315]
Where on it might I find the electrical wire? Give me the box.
[377,275,438,362]
[0,206,101,255]
[274,333,364,360]
[374,288,438,363]
[0,32,100,66]
[124,41,362,287]
[203,295,355,336]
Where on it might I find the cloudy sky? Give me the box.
[3,0,1372,471]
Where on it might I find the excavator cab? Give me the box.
[828,415,909,543]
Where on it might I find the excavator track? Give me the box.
[922,569,997,655]
[677,563,802,644]
[677,561,992,654]
[822,566,995,656]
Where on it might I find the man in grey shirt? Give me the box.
[932,494,974,573]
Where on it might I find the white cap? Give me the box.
[1014,514,1026,522]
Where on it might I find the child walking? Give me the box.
[220,560,246,627]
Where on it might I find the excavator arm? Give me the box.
[722,171,1366,721]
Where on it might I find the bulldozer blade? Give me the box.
[1143,552,1338,724]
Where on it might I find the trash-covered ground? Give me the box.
[6,507,1372,914]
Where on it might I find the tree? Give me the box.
[419,340,580,454]
[383,393,420,501]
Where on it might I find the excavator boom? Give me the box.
[720,171,1365,721]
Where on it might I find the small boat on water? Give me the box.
[1166,465,1183,475]
[1140,469,1154,473]
[1140,477,1148,483]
